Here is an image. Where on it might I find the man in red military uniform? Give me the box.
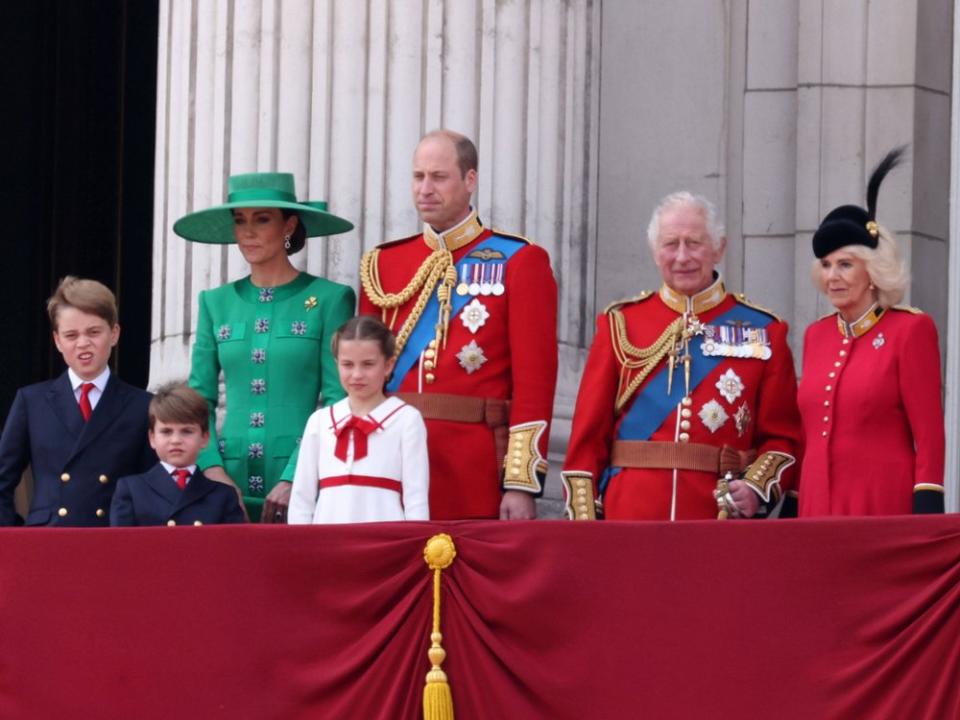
[359,129,558,519]
[563,192,801,521]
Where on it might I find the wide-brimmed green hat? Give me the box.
[173,172,354,243]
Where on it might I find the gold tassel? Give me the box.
[423,533,457,720]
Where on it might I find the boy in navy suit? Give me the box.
[0,277,156,526]
[111,383,245,526]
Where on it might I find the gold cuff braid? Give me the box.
[742,451,795,503]
[561,472,597,520]
[502,422,547,493]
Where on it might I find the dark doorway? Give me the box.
[0,0,158,422]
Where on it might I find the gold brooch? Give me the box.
[866,220,879,238]
[304,296,318,311]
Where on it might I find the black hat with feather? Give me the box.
[812,146,907,259]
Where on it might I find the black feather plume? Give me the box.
[866,145,908,220]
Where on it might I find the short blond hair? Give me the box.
[149,382,209,430]
[47,276,118,329]
[810,224,907,309]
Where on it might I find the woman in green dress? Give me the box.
[173,173,355,522]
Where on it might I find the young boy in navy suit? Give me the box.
[0,277,156,526]
[111,383,245,526]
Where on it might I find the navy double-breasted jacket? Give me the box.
[0,372,156,526]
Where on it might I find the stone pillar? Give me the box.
[793,0,953,352]
[946,0,960,512]
[151,0,601,509]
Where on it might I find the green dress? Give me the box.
[189,273,355,521]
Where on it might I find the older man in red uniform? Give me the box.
[359,130,557,520]
[563,192,802,521]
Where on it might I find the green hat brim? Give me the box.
[173,200,353,243]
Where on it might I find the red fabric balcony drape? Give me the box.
[1,517,958,719]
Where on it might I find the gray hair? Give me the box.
[646,191,724,251]
[809,223,907,309]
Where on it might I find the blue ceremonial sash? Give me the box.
[599,302,774,495]
[386,234,524,392]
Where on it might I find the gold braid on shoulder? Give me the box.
[360,247,458,357]
[609,309,684,412]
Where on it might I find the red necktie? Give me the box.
[173,469,190,490]
[334,416,379,463]
[78,383,95,422]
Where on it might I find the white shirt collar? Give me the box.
[159,461,198,476]
[68,366,111,393]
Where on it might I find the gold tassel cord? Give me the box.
[610,311,684,411]
[359,247,456,359]
[423,533,457,720]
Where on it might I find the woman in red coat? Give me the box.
[798,148,945,516]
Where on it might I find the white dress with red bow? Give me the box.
[288,396,430,523]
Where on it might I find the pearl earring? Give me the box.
[284,234,292,250]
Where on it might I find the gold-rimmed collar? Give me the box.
[423,209,484,251]
[837,303,885,338]
[659,276,727,315]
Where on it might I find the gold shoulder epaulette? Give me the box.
[491,229,533,245]
[733,293,781,322]
[603,291,653,315]
[892,304,924,315]
[375,232,421,249]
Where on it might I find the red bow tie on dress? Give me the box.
[334,416,379,463]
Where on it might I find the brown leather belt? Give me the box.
[610,440,755,474]
[392,392,511,461]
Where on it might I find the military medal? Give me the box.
[492,263,505,295]
[701,323,771,360]
[480,264,493,296]
[733,403,751,437]
[468,264,481,296]
[456,265,470,296]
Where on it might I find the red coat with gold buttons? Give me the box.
[797,307,944,516]
[359,216,558,519]
[563,280,802,521]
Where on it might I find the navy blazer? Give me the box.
[0,372,156,526]
[110,465,245,526]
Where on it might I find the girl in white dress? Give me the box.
[288,316,429,523]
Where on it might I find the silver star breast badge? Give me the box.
[456,340,487,374]
[460,298,490,334]
[715,368,745,404]
[698,399,729,433]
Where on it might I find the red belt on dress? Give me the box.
[318,475,402,493]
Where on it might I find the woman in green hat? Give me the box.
[174,173,355,522]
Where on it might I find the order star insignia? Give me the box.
[456,340,487,374]
[715,368,745,404]
[698,399,728,433]
[460,298,490,334]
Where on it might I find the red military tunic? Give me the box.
[359,210,558,519]
[797,305,945,516]
[563,278,802,521]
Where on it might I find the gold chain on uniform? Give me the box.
[609,310,684,411]
[359,247,458,358]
